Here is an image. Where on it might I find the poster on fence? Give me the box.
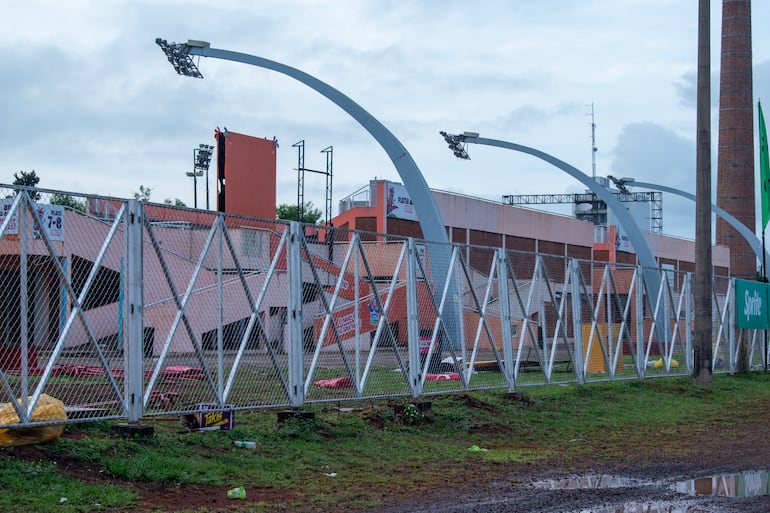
[0,198,65,241]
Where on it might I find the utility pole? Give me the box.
[694,0,713,385]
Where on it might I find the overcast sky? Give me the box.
[2,1,769,240]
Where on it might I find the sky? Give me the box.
[1,0,769,241]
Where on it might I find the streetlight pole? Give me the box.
[186,144,214,210]
[186,147,203,208]
[155,39,448,245]
[156,37,462,373]
[198,144,214,210]
[439,131,661,289]
[440,131,669,346]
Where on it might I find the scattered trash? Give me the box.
[649,358,680,369]
[425,373,460,381]
[233,441,257,449]
[324,472,338,477]
[59,498,68,503]
[313,376,353,389]
[181,403,234,431]
[227,486,246,499]
[467,445,488,452]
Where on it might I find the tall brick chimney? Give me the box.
[716,0,755,280]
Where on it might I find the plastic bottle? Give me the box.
[233,441,257,449]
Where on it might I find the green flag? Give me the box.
[760,101,770,231]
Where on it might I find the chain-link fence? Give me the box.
[0,185,764,429]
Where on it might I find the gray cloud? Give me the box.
[610,122,696,238]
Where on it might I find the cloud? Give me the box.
[610,122,696,238]
[1,1,768,239]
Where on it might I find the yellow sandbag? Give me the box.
[653,358,679,369]
[0,394,67,447]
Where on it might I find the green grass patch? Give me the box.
[0,457,136,513]
[3,373,770,512]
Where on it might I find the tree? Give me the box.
[12,170,41,200]
[51,193,86,213]
[134,185,152,202]
[276,202,323,224]
[164,198,187,207]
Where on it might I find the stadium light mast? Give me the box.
[156,37,464,396]
[155,38,448,245]
[439,130,668,345]
[439,131,660,277]
[185,144,213,209]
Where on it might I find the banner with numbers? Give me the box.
[0,198,65,241]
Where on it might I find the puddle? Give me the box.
[532,474,645,490]
[673,470,770,498]
[573,503,713,513]
[537,471,770,513]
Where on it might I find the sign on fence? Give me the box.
[735,279,770,329]
[0,198,65,241]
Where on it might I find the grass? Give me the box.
[2,372,770,512]
[1,457,136,513]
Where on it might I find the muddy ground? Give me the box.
[5,397,770,513]
[374,406,770,513]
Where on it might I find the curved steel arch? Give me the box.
[160,40,464,393]
[456,135,663,299]
[632,180,768,265]
[183,44,449,247]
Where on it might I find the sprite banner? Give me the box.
[735,279,770,329]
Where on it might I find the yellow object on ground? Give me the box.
[653,358,679,369]
[0,394,67,447]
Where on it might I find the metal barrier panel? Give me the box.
[139,204,295,416]
[0,187,130,426]
[301,228,413,402]
[0,184,758,428]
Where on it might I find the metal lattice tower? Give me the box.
[501,191,663,234]
[293,140,333,223]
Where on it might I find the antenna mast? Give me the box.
[588,102,597,178]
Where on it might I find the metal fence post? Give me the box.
[685,272,693,373]
[216,215,224,396]
[125,199,144,423]
[19,194,29,413]
[406,238,422,398]
[287,222,305,408]
[497,248,515,391]
[636,265,645,378]
[728,278,736,374]
[571,260,585,384]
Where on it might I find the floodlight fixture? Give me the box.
[194,144,214,172]
[607,174,634,194]
[155,38,204,78]
[438,131,470,160]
